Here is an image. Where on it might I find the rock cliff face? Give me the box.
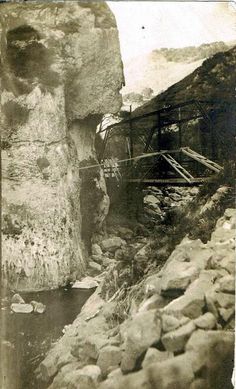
[1,2,124,290]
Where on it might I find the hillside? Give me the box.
[122,41,235,98]
[127,46,236,160]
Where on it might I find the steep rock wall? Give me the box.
[1,2,124,291]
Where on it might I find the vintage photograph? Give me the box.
[1,1,235,388]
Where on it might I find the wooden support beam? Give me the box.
[97,99,203,133]
[129,105,134,163]
[125,177,209,185]
[157,112,161,151]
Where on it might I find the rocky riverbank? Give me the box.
[37,185,235,389]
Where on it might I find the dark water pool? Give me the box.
[0,287,93,389]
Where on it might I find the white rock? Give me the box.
[97,345,122,376]
[218,307,234,322]
[89,261,102,272]
[160,261,199,293]
[144,194,160,205]
[194,312,216,330]
[144,274,162,296]
[11,303,33,314]
[82,335,109,359]
[138,294,166,313]
[218,275,235,293]
[31,300,46,314]
[11,293,25,304]
[72,276,99,289]
[142,347,173,368]
[101,237,126,252]
[92,244,103,256]
[162,321,196,352]
[215,292,234,308]
[121,310,161,372]
[161,314,181,333]
[134,244,151,263]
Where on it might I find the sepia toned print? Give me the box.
[0,1,235,388]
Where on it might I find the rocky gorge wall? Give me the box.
[1,2,124,291]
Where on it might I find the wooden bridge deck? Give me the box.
[124,177,208,185]
[102,147,222,186]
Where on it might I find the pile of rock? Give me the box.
[143,186,198,220]
[38,208,235,389]
[88,236,129,274]
[10,294,46,314]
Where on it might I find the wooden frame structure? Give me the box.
[98,99,223,185]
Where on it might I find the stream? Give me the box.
[0,287,93,389]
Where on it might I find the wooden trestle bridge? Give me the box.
[96,99,223,186]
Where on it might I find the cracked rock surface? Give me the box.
[1,2,123,290]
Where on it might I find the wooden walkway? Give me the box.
[103,147,222,186]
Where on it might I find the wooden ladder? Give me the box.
[162,153,194,183]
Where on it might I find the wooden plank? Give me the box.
[181,147,222,173]
[125,177,209,185]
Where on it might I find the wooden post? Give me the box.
[98,128,109,163]
[210,124,216,160]
[178,108,182,165]
[157,112,161,151]
[129,105,134,163]
[178,108,182,149]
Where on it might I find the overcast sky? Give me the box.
[107,1,236,61]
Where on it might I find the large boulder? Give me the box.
[161,321,196,352]
[49,364,101,389]
[146,353,195,389]
[82,335,110,360]
[186,330,234,388]
[194,312,216,330]
[107,353,195,389]
[163,237,213,270]
[92,244,103,256]
[138,294,167,313]
[162,270,218,319]
[160,260,199,295]
[72,276,99,289]
[11,293,25,304]
[142,348,173,368]
[97,345,122,376]
[161,314,189,333]
[211,208,236,243]
[1,2,123,290]
[121,310,162,372]
[218,275,235,293]
[101,237,126,252]
[10,303,33,314]
[30,300,46,314]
